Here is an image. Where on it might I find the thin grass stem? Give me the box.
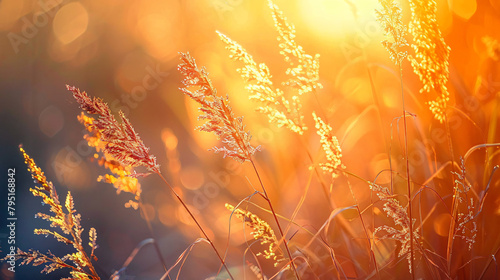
[155,172,234,280]
[249,158,300,280]
[444,113,457,274]
[138,198,169,278]
[399,61,415,279]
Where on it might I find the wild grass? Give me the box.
[5,0,500,279]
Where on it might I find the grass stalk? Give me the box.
[250,158,300,280]
[399,61,415,279]
[485,92,499,185]
[346,178,380,279]
[138,198,169,277]
[155,172,234,280]
[444,113,457,275]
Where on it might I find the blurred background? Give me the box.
[0,0,499,279]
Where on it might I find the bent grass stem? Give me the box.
[138,199,169,278]
[250,158,300,280]
[155,172,234,280]
[444,114,457,274]
[397,59,415,280]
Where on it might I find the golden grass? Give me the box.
[8,0,500,279]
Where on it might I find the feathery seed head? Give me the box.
[407,0,451,123]
[376,0,409,64]
[178,52,260,163]
[76,108,142,209]
[268,0,322,95]
[67,85,160,174]
[218,31,307,135]
[218,1,321,135]
[17,147,99,279]
[225,203,284,266]
[20,145,51,192]
[371,182,419,273]
[312,112,344,177]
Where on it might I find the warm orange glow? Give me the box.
[180,166,205,190]
[434,213,452,237]
[139,203,156,222]
[298,0,379,37]
[7,0,500,279]
[52,2,88,44]
[450,0,477,20]
[0,0,26,31]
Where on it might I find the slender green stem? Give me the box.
[250,159,300,280]
[155,172,234,280]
